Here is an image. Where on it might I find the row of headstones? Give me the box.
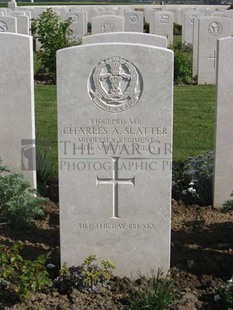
[2,5,233,84]
[0,6,173,44]
[0,6,32,35]
[0,31,232,276]
[181,11,233,84]
[2,4,232,44]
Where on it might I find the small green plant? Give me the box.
[36,141,54,197]
[172,42,193,85]
[0,243,52,301]
[125,270,177,310]
[0,158,45,228]
[31,8,77,83]
[173,23,182,35]
[54,255,115,293]
[81,254,115,288]
[214,276,233,309]
[172,151,213,205]
[222,192,233,213]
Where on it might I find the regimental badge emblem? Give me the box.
[102,21,115,33]
[88,56,143,113]
[208,21,223,37]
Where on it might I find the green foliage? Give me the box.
[172,151,213,205]
[214,276,233,309]
[173,23,182,35]
[36,141,54,197]
[172,43,193,85]
[125,270,177,310]
[222,192,233,213]
[144,22,149,33]
[54,255,115,293]
[0,158,45,228]
[0,243,52,301]
[81,254,115,288]
[31,8,76,83]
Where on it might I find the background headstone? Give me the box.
[0,16,17,33]
[150,11,174,46]
[82,32,167,48]
[62,11,86,40]
[124,11,144,32]
[197,17,231,84]
[0,33,36,188]
[214,36,233,207]
[91,15,124,34]
[182,11,202,45]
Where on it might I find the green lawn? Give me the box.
[35,84,216,175]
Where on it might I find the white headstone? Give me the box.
[214,36,233,207]
[192,17,199,78]
[0,33,36,188]
[57,42,173,277]
[150,11,174,46]
[91,15,124,35]
[124,11,144,33]
[13,14,29,35]
[62,11,86,40]
[0,16,17,33]
[197,17,231,84]
[82,32,167,48]
[182,11,202,45]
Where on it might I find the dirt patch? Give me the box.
[0,200,232,309]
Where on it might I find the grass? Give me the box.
[173,84,215,161]
[35,83,215,176]
[35,84,57,173]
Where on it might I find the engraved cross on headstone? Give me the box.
[96,157,135,219]
[209,50,217,69]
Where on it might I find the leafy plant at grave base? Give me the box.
[173,23,182,35]
[31,8,79,83]
[172,151,213,205]
[0,158,45,228]
[125,270,177,310]
[144,22,149,33]
[172,160,191,202]
[0,243,52,302]
[36,141,55,197]
[214,276,233,309]
[222,192,233,213]
[172,42,193,85]
[87,22,92,34]
[54,255,115,293]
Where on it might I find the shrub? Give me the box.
[173,23,182,35]
[31,8,78,83]
[125,270,177,310]
[0,243,52,301]
[214,276,233,309]
[222,192,233,213]
[173,43,193,85]
[36,142,54,197]
[172,151,213,205]
[54,255,115,293]
[0,158,45,228]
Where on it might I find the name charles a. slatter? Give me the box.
[62,126,168,136]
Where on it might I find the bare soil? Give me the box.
[0,199,232,309]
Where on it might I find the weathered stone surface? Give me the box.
[214,36,233,207]
[0,33,36,188]
[57,42,173,276]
